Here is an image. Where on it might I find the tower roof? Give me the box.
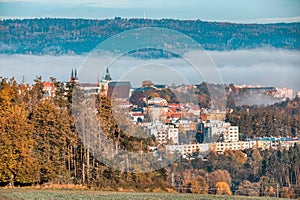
[104,68,112,81]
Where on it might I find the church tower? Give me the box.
[99,67,112,96]
[70,69,79,84]
[104,68,112,81]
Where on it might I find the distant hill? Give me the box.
[0,18,299,55]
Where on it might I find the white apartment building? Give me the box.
[275,87,293,99]
[226,126,239,142]
[168,125,179,145]
[215,139,300,154]
[203,120,233,143]
[215,140,258,153]
[147,97,168,107]
[147,123,179,145]
[167,143,209,155]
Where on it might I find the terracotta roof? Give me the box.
[43,82,53,88]
[131,113,144,117]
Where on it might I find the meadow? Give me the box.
[0,188,289,200]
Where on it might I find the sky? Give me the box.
[0,0,300,22]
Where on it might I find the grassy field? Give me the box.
[0,188,290,200]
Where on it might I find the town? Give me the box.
[42,68,300,160]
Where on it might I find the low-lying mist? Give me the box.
[0,48,299,96]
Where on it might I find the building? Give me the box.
[226,126,239,142]
[275,87,293,99]
[166,143,210,157]
[214,137,300,154]
[78,68,112,96]
[130,113,144,123]
[42,81,55,98]
[148,106,169,122]
[201,120,231,143]
[148,97,168,107]
[201,109,226,122]
[99,68,112,96]
[70,69,79,85]
[146,122,179,145]
[108,81,132,99]
[168,125,179,145]
[79,83,99,95]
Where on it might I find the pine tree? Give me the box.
[0,78,37,185]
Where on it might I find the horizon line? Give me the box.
[1,16,300,25]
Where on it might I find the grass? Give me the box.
[0,188,289,200]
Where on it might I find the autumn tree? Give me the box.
[189,176,208,194]
[0,78,37,186]
[215,181,232,195]
[235,180,260,196]
[30,99,77,183]
[207,170,231,194]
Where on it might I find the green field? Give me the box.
[0,188,290,200]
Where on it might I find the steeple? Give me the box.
[104,67,112,81]
[70,68,79,84]
[74,69,78,80]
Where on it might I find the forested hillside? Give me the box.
[0,18,299,55]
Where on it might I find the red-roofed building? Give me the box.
[43,81,55,98]
[130,112,144,123]
[166,107,182,119]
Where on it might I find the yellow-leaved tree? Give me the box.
[0,78,37,186]
[215,181,232,195]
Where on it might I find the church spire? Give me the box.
[104,67,112,81]
[70,68,79,84]
[71,69,74,79]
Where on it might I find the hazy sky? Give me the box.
[0,0,300,22]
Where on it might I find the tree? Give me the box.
[129,90,146,107]
[0,79,37,185]
[142,80,153,88]
[189,176,208,194]
[215,181,232,195]
[250,149,262,178]
[207,170,231,194]
[30,100,77,183]
[235,180,259,196]
[29,76,45,107]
